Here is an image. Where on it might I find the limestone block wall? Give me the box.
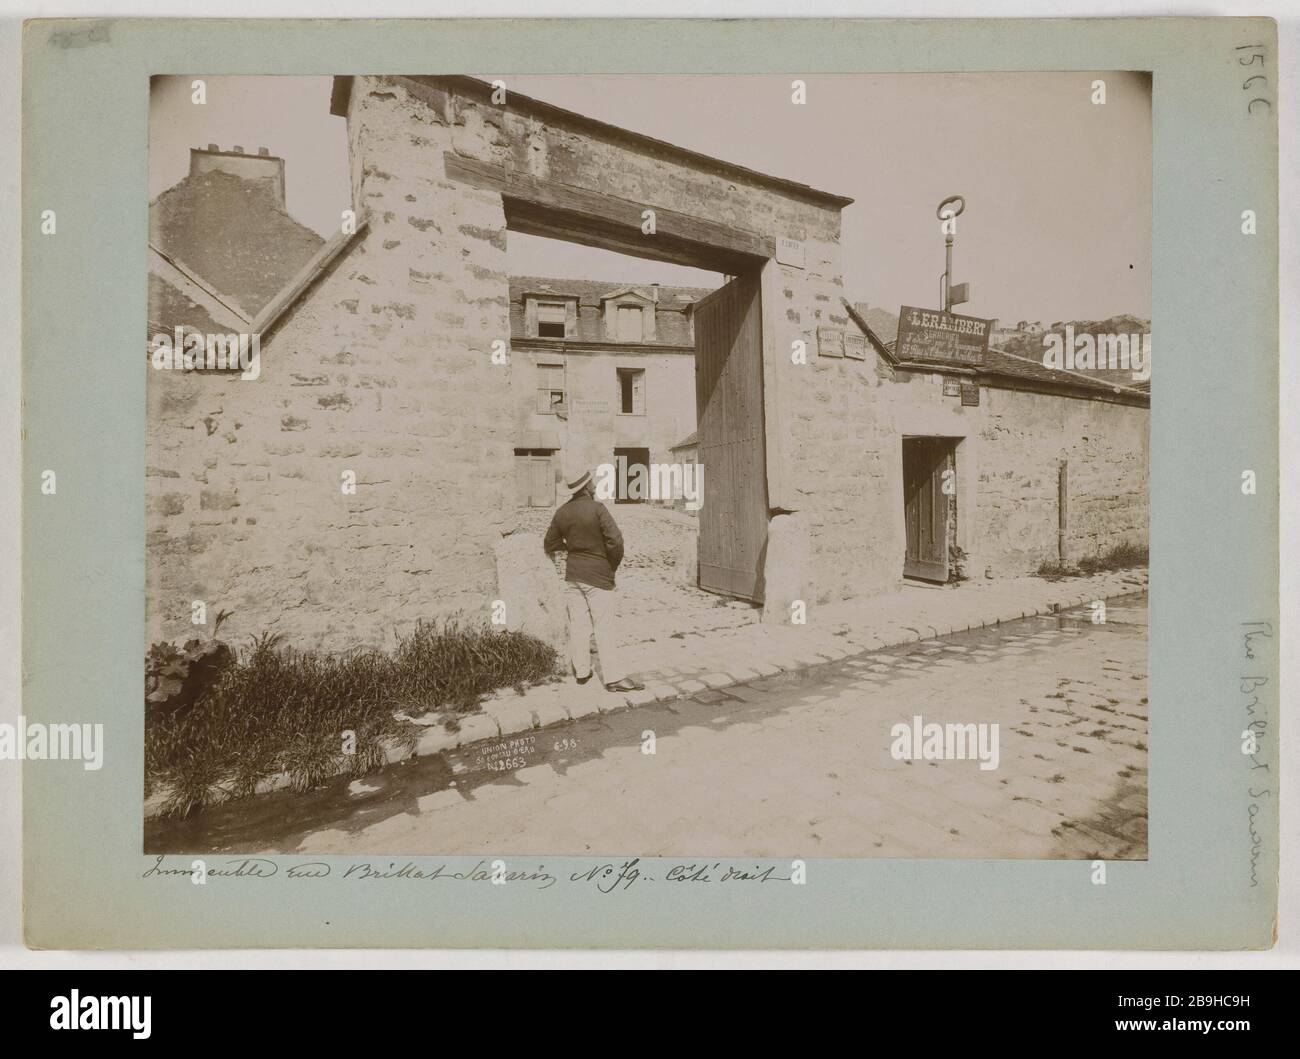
[146,74,858,650]
[759,240,896,610]
[145,73,1146,655]
[147,77,518,651]
[865,364,1149,587]
[974,387,1149,574]
[777,317,900,606]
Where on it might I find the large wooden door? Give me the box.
[694,273,768,603]
[903,437,952,581]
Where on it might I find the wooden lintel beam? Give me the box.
[444,152,773,272]
[504,203,753,275]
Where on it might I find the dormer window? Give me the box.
[616,305,644,343]
[524,294,576,339]
[600,287,657,343]
[536,302,567,338]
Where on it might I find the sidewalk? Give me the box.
[144,567,1146,818]
[421,567,1149,755]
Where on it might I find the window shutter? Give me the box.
[536,363,564,413]
[617,305,643,342]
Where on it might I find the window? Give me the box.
[616,304,644,343]
[617,367,646,415]
[536,302,567,338]
[537,363,565,414]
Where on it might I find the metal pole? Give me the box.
[944,235,953,311]
[936,195,965,313]
[1058,460,1069,563]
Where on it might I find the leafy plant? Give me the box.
[1035,559,1080,581]
[947,544,969,584]
[145,609,235,722]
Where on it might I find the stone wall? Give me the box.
[775,317,900,607]
[145,74,1148,654]
[974,386,1149,573]
[864,365,1149,589]
[148,76,518,650]
[755,232,877,612]
[147,74,861,649]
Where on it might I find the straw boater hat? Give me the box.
[565,468,592,495]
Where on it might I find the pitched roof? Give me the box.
[846,303,1150,402]
[841,301,900,361]
[149,168,325,319]
[982,347,1150,398]
[509,276,714,310]
[993,318,1152,394]
[147,274,229,340]
[858,306,904,346]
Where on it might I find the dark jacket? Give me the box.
[543,493,624,590]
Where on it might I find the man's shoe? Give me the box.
[604,677,645,693]
[575,672,592,686]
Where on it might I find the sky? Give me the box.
[150,72,1151,324]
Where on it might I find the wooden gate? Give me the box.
[694,273,768,602]
[902,437,953,581]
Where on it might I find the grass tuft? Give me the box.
[145,619,560,818]
[1037,541,1148,580]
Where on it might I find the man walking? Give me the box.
[544,468,645,694]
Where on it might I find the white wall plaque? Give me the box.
[776,236,805,269]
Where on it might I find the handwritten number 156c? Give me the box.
[1236,44,1271,115]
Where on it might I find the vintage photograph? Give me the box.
[143,73,1151,860]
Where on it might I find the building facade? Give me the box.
[507,277,710,508]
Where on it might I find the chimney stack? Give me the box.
[189,144,287,209]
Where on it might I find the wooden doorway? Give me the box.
[694,273,768,603]
[514,449,555,508]
[902,436,955,582]
[613,446,650,504]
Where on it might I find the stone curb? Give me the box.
[143,571,1146,820]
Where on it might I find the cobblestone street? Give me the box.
[148,595,1148,860]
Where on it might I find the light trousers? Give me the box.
[565,581,626,684]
